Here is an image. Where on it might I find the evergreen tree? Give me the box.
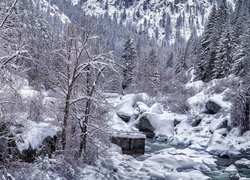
[121,38,136,93]
[196,5,217,81]
[232,0,250,77]
[213,25,234,79]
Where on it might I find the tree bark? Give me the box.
[61,85,73,150]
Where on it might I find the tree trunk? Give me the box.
[243,96,250,134]
[79,64,91,157]
[61,86,72,150]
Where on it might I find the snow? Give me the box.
[15,120,60,152]
[209,91,232,109]
[107,93,150,131]
[235,158,250,168]
[206,133,240,157]
[76,0,231,44]
[136,102,149,113]
[105,146,215,180]
[225,164,237,172]
[209,116,228,133]
[111,130,146,139]
[148,103,163,114]
[40,0,70,24]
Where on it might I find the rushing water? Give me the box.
[142,139,250,179]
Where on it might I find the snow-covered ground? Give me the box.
[96,74,250,179]
[2,73,250,179]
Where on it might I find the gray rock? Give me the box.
[136,116,155,138]
[37,135,58,158]
[20,144,36,163]
[111,136,145,157]
[117,112,131,123]
[205,100,222,114]
[173,119,181,127]
[189,115,202,127]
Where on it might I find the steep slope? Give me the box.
[70,0,236,44]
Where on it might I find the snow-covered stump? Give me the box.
[111,131,146,157]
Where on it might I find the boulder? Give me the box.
[111,132,145,157]
[209,118,228,133]
[37,135,58,158]
[19,134,58,162]
[206,133,240,157]
[148,103,164,114]
[205,100,222,114]
[173,119,181,127]
[188,115,202,127]
[117,111,131,123]
[20,144,37,163]
[214,128,228,136]
[136,116,155,138]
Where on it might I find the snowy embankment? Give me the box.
[1,74,61,153]
[100,74,250,179]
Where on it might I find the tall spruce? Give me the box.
[121,38,136,93]
[232,0,250,77]
[213,24,234,79]
[196,5,217,82]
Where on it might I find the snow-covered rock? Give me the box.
[136,115,155,138]
[15,120,60,152]
[142,112,174,137]
[116,110,132,122]
[188,115,202,127]
[136,102,149,114]
[206,133,240,157]
[235,158,250,168]
[225,164,238,172]
[209,117,228,133]
[148,103,164,114]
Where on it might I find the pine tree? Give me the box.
[232,0,250,77]
[121,38,136,93]
[213,25,234,79]
[196,5,217,81]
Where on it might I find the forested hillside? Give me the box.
[0,0,250,179]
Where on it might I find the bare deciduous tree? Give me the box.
[50,24,115,158]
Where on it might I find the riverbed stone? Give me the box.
[136,116,155,138]
[205,100,222,114]
[111,132,146,157]
[189,115,202,127]
[117,112,131,123]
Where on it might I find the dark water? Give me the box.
[203,156,250,179]
[143,139,250,179]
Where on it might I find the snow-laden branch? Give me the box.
[0,0,19,28]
